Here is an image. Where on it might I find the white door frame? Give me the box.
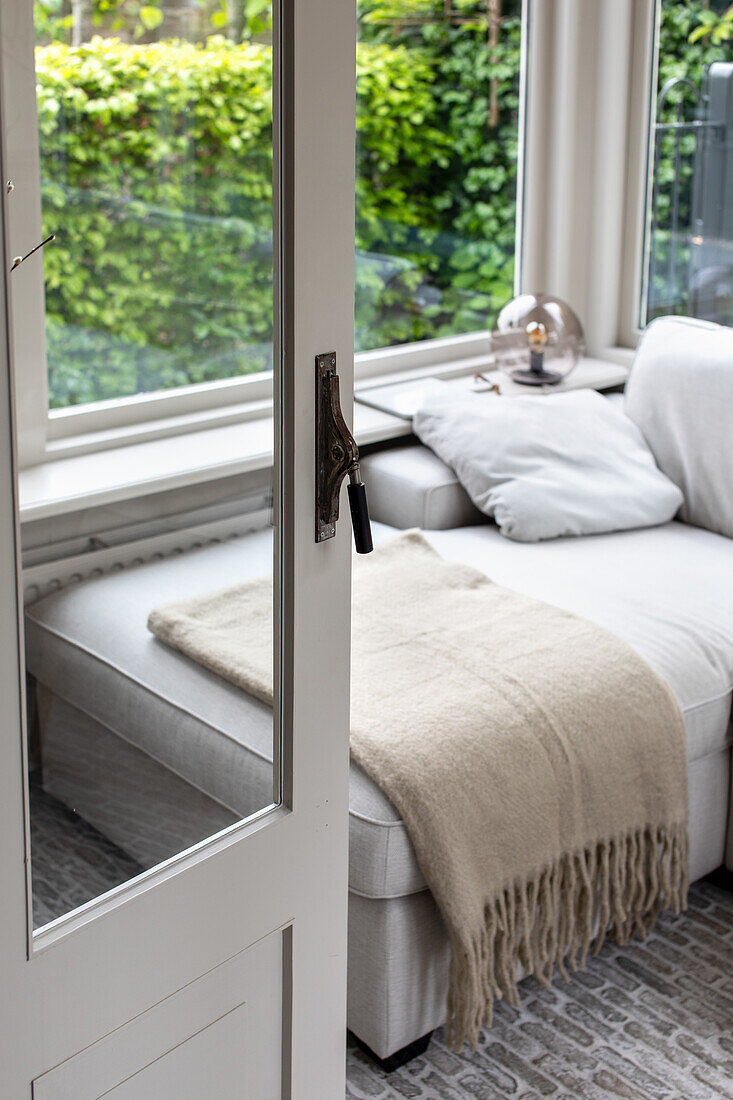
[0,0,356,1094]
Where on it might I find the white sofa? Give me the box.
[25,318,733,1065]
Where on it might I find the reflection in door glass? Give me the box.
[26,0,277,929]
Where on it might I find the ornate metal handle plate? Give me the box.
[315,352,373,554]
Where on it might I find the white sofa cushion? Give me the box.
[625,316,733,539]
[423,521,733,761]
[414,389,683,541]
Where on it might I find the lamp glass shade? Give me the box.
[491,293,585,383]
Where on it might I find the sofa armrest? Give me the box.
[360,445,485,530]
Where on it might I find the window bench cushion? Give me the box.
[25,519,733,901]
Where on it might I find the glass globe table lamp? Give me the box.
[490,293,585,386]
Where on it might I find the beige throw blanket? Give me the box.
[148,529,689,1049]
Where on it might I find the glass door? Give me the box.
[0,0,355,1093]
[17,0,279,934]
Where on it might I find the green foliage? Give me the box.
[355,0,522,349]
[35,0,236,43]
[240,0,271,39]
[689,3,733,44]
[654,0,729,230]
[37,36,275,406]
[37,1,728,407]
[39,28,484,405]
[38,4,523,406]
[35,0,73,42]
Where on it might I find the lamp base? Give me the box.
[511,367,563,386]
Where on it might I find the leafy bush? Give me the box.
[37,37,275,405]
[38,5,523,406]
[36,1,724,407]
[355,0,522,348]
[38,33,459,405]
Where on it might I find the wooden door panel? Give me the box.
[32,932,282,1100]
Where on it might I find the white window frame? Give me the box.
[4,1,535,468]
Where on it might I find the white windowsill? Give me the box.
[18,352,630,523]
[18,400,410,522]
[18,342,493,519]
[38,331,495,461]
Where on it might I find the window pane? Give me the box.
[35,2,273,409]
[25,2,280,930]
[642,0,733,328]
[355,0,523,352]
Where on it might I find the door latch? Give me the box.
[315,352,373,554]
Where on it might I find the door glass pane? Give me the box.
[355,0,523,352]
[36,1,274,409]
[21,0,278,930]
[642,0,733,327]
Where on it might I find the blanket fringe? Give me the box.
[445,822,689,1051]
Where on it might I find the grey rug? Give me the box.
[29,772,143,928]
[346,877,733,1099]
[28,777,733,1097]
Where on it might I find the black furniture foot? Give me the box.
[350,1030,434,1073]
[706,866,733,892]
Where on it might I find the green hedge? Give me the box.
[355,0,522,348]
[39,34,467,405]
[38,37,274,406]
[36,1,720,407]
[38,7,522,407]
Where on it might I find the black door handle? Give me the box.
[347,475,373,555]
[315,352,373,554]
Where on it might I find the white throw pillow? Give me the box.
[413,389,683,542]
[624,316,733,539]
